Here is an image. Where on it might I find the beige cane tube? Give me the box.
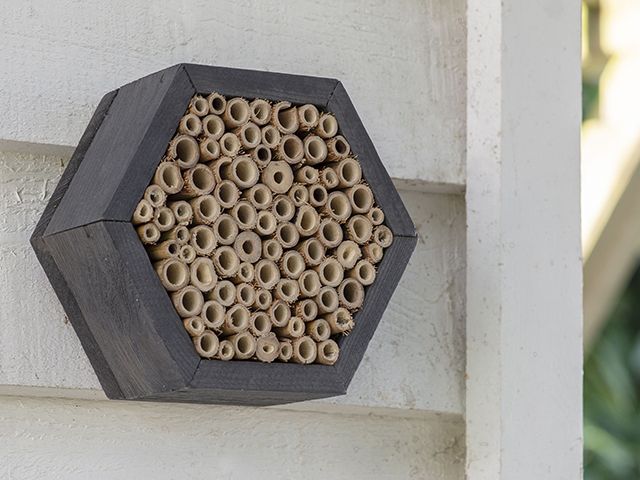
[217,339,235,361]
[221,304,251,335]
[325,307,354,335]
[250,98,272,126]
[336,240,362,269]
[346,215,373,244]
[255,210,278,236]
[315,218,342,248]
[223,97,251,128]
[363,242,384,264]
[212,214,239,246]
[262,238,283,262]
[169,135,200,169]
[298,270,322,298]
[233,230,262,263]
[338,278,365,310]
[190,257,217,292]
[168,200,194,225]
[154,162,184,194]
[148,240,179,261]
[230,201,258,230]
[213,246,240,278]
[189,195,221,225]
[308,184,328,208]
[243,183,272,210]
[223,156,260,189]
[153,207,176,232]
[368,207,385,226]
[276,134,304,164]
[320,168,340,190]
[183,316,205,337]
[254,289,272,311]
[334,157,362,187]
[132,199,154,225]
[255,333,280,363]
[275,316,305,339]
[346,184,374,214]
[162,225,190,245]
[213,180,240,209]
[219,132,241,157]
[315,286,340,314]
[327,135,350,161]
[229,331,257,360]
[155,258,189,291]
[269,299,291,328]
[261,161,294,194]
[178,164,216,198]
[210,280,236,307]
[349,259,376,286]
[261,125,281,149]
[271,101,299,134]
[235,262,255,284]
[279,339,293,362]
[297,238,325,267]
[295,166,319,185]
[280,250,306,279]
[202,114,225,140]
[198,135,220,162]
[272,195,295,222]
[201,300,225,331]
[295,299,318,322]
[316,339,340,365]
[193,331,219,359]
[189,95,210,117]
[295,205,321,237]
[314,113,338,139]
[178,113,203,137]
[373,225,394,248]
[171,286,204,318]
[288,183,309,207]
[297,104,320,131]
[306,319,331,342]
[324,191,352,222]
[235,122,261,150]
[207,92,227,115]
[250,311,272,337]
[292,336,317,364]
[255,259,281,290]
[210,157,232,184]
[248,145,272,168]
[179,245,197,264]
[275,222,300,249]
[144,184,166,208]
[274,279,300,303]
[303,135,328,165]
[316,258,344,287]
[235,282,256,307]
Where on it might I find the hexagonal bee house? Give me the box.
[31,64,416,405]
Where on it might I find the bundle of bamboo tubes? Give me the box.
[133,93,393,364]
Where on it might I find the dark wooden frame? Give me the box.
[31,64,417,406]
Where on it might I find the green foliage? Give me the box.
[584,266,640,479]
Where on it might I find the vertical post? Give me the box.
[466,1,582,478]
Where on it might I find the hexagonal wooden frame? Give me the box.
[31,64,417,406]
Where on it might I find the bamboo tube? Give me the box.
[189,225,217,256]
[308,184,328,208]
[144,184,166,208]
[255,259,281,290]
[327,135,350,161]
[193,331,219,359]
[202,114,225,140]
[250,98,272,126]
[179,245,197,264]
[212,246,240,277]
[168,200,194,225]
[298,270,322,298]
[235,282,256,307]
[316,339,340,365]
[295,165,319,184]
[230,201,258,230]
[178,113,203,136]
[234,122,261,150]
[338,278,365,310]
[334,157,362,187]
[373,225,394,248]
[261,161,294,194]
[271,101,299,134]
[154,162,184,194]
[210,156,232,184]
[295,205,321,237]
[212,214,239,246]
[190,257,217,292]
[169,135,200,169]
[324,191,352,222]
[250,312,272,337]
[162,225,190,245]
[297,104,320,131]
[209,280,236,307]
[217,339,234,361]
[219,132,241,157]
[200,139,221,163]
[183,316,205,337]
[303,135,328,165]
[274,278,300,303]
[261,125,281,149]
[292,336,317,364]
[276,134,304,164]
[346,215,373,244]
[271,195,295,222]
[336,240,362,269]
[316,258,344,287]
[255,333,280,363]
[189,95,210,117]
[363,243,384,264]
[153,206,176,232]
[229,331,257,360]
[262,238,283,262]
[233,230,262,263]
[177,165,216,199]
[154,258,189,291]
[235,262,255,284]
[315,286,339,314]
[320,168,340,190]
[132,199,153,225]
[171,286,204,318]
[275,316,305,339]
[275,222,300,249]
[306,318,331,342]
[221,304,251,335]
[201,300,225,331]
[314,113,338,139]
[297,238,325,267]
[288,183,309,207]
[325,307,354,335]
[213,180,240,209]
[279,339,293,362]
[223,156,259,189]
[280,250,306,279]
[207,92,226,115]
[349,259,376,286]
[148,240,179,261]
[316,218,343,248]
[255,210,278,236]
[296,299,318,322]
[248,145,272,168]
[254,288,272,310]
[189,195,221,225]
[243,183,272,210]
[223,97,251,128]
[269,299,291,328]
[346,184,374,214]
[368,207,385,226]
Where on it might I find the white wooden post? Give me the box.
[466,1,583,478]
